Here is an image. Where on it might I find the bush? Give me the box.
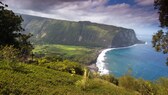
[0,45,19,62]
[156,78,168,88]
[119,75,137,90]
[119,76,156,95]
[0,81,22,95]
[45,60,84,75]
[37,58,49,65]
[44,56,64,62]
[100,75,119,85]
[75,68,89,90]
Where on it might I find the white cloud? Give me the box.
[135,0,154,6]
[2,0,159,34]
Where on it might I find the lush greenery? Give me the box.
[33,44,101,65]
[0,45,167,95]
[0,2,33,58]
[0,59,168,95]
[0,1,168,95]
[22,14,140,48]
[153,0,168,65]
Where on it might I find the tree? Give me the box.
[154,0,168,27]
[0,2,33,60]
[153,0,168,65]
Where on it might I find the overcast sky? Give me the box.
[2,0,161,35]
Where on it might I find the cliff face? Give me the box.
[21,14,143,48]
[111,29,143,48]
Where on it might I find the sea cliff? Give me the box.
[21,14,143,48]
[111,29,143,48]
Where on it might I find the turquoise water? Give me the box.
[104,36,168,80]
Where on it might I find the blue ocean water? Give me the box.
[103,36,168,80]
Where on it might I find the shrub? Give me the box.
[156,78,168,88]
[136,79,154,95]
[100,75,119,85]
[119,75,137,90]
[45,60,84,75]
[44,56,63,62]
[75,68,89,90]
[0,45,19,62]
[37,58,49,65]
[119,76,155,95]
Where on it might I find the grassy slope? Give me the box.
[0,61,137,95]
[33,44,101,64]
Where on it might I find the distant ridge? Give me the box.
[21,14,143,48]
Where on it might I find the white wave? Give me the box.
[96,43,147,75]
[96,49,112,75]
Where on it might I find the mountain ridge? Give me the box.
[21,14,143,48]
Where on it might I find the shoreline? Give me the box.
[87,49,104,73]
[88,43,147,74]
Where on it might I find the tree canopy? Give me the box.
[0,2,33,58]
[154,0,168,28]
[153,0,168,65]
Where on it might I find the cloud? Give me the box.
[135,0,154,6]
[2,0,89,11]
[1,0,159,34]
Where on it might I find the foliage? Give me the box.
[152,30,168,65]
[44,60,84,75]
[84,78,138,95]
[33,44,101,65]
[152,30,168,53]
[75,68,89,90]
[0,45,19,62]
[99,75,119,85]
[0,61,82,95]
[0,61,139,95]
[153,0,168,64]
[0,2,33,58]
[42,56,63,62]
[0,59,168,95]
[154,0,168,27]
[156,78,168,88]
[119,75,168,95]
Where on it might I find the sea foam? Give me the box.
[96,49,112,75]
[96,43,147,75]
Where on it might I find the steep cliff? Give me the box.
[21,14,143,48]
[111,29,143,48]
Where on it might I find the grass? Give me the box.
[0,59,168,95]
[1,45,168,95]
[33,44,92,55]
[33,44,101,64]
[0,61,138,95]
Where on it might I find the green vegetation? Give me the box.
[22,14,140,48]
[153,0,168,65]
[33,44,101,64]
[0,59,168,95]
[0,1,168,95]
[0,2,33,57]
[0,45,19,62]
[0,60,136,95]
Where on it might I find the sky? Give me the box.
[1,0,161,35]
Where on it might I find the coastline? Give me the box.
[88,42,147,75]
[87,49,103,73]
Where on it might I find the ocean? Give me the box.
[96,36,168,80]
